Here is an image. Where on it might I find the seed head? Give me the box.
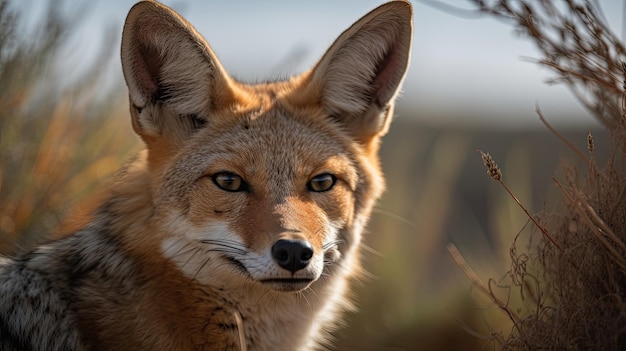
[587,131,594,154]
[478,149,502,181]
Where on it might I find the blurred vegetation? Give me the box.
[1,0,621,350]
[0,0,137,254]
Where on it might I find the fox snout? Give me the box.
[271,239,314,274]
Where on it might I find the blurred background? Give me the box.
[0,0,619,350]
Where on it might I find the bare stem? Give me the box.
[447,243,522,324]
[498,179,561,251]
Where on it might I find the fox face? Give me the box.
[155,108,363,292]
[120,1,412,295]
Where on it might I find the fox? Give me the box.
[0,1,412,350]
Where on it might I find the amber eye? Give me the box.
[212,172,248,192]
[308,173,337,192]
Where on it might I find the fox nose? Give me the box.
[271,239,314,273]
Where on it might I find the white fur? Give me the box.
[160,215,343,287]
[158,214,351,350]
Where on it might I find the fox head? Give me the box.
[120,1,412,293]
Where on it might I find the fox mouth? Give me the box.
[223,256,316,292]
[261,278,315,292]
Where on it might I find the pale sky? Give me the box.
[11,0,625,128]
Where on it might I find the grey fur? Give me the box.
[0,214,137,351]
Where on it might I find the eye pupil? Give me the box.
[212,172,246,192]
[308,173,336,192]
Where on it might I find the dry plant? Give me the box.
[0,1,137,255]
[473,0,626,127]
[446,0,626,349]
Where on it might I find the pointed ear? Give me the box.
[306,1,412,142]
[121,1,235,141]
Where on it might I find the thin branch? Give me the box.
[536,105,589,163]
[447,243,521,324]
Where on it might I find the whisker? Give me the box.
[297,291,314,315]
[322,239,344,251]
[372,207,417,230]
[181,247,201,270]
[192,254,213,281]
[199,239,248,255]
[176,245,201,259]
[303,285,320,308]
[199,239,247,249]
[162,237,184,254]
[164,238,200,261]
[255,288,276,308]
[205,248,245,255]
[360,242,384,258]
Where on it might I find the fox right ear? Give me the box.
[121,1,235,141]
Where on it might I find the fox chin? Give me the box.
[0,1,412,350]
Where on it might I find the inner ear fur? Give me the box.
[120,1,236,140]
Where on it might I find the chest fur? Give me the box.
[78,264,340,351]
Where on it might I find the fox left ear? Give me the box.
[305,1,412,142]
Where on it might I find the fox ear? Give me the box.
[121,1,234,141]
[307,1,412,142]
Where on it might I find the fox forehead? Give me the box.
[160,105,361,195]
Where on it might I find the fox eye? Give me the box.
[212,172,248,192]
[308,173,337,192]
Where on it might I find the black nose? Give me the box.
[271,239,314,273]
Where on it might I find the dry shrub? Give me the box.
[451,0,626,349]
[477,142,626,350]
